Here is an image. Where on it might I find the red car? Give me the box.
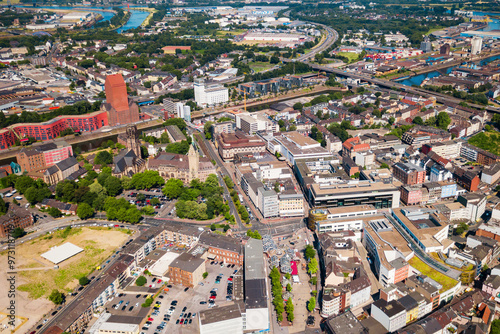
[209,295,216,300]
[180,319,184,324]
[148,317,154,321]
[228,278,233,281]
[158,279,162,283]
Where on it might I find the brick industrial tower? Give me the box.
[102,73,140,126]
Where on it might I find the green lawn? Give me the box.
[337,52,359,63]
[468,131,500,156]
[425,27,444,36]
[249,61,275,73]
[216,29,246,37]
[408,257,458,293]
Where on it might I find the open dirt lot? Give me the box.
[0,226,129,332]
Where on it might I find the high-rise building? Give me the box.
[102,73,140,126]
[194,79,229,107]
[471,36,483,55]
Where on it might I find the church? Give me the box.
[113,125,146,177]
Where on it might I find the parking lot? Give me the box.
[121,189,173,215]
[140,261,240,334]
[108,293,150,318]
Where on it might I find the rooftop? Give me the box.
[169,252,205,273]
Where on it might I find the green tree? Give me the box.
[203,272,209,279]
[162,178,184,198]
[491,319,500,334]
[79,277,89,286]
[286,298,294,322]
[48,207,63,218]
[307,297,316,312]
[304,244,316,261]
[14,175,34,194]
[0,197,6,216]
[380,163,390,169]
[436,112,451,130]
[104,176,123,197]
[136,276,147,286]
[293,102,303,111]
[286,283,292,292]
[49,289,65,305]
[11,227,26,239]
[413,116,423,125]
[77,203,94,219]
[308,258,319,275]
[94,150,113,165]
[388,117,395,125]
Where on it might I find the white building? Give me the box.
[371,299,407,333]
[269,131,331,165]
[471,36,483,55]
[194,79,229,107]
[236,112,278,134]
[199,304,243,334]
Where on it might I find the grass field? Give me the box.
[425,27,444,36]
[216,29,246,37]
[249,61,275,73]
[337,52,359,63]
[13,227,129,299]
[408,256,458,293]
[468,131,500,156]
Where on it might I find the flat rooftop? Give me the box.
[41,242,84,264]
[311,181,399,196]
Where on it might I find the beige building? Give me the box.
[44,157,80,185]
[147,145,216,184]
[168,252,206,287]
[279,193,304,217]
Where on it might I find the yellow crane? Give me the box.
[233,87,248,113]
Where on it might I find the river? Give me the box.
[398,11,500,87]
[17,5,149,32]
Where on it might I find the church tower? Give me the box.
[188,144,199,181]
[124,125,140,157]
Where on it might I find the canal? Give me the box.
[397,11,500,86]
[16,5,148,32]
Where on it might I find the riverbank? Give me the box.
[130,7,157,27]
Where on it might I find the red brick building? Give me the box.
[0,206,34,238]
[199,233,244,265]
[393,162,426,185]
[16,141,73,173]
[102,74,140,126]
[0,111,108,150]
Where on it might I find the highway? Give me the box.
[309,63,500,114]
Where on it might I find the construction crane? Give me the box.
[233,87,248,113]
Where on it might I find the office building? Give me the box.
[309,181,400,209]
[102,73,140,126]
[270,131,331,165]
[194,79,228,106]
[216,132,266,161]
[236,113,278,134]
[363,218,412,287]
[391,208,452,253]
[258,188,279,218]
